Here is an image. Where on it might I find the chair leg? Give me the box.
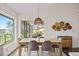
[24,47,26,52]
[41,47,43,56]
[50,51,52,56]
[24,45,28,52]
[37,50,39,56]
[28,50,31,56]
[41,50,43,56]
[53,48,55,52]
[27,47,28,53]
[48,51,50,56]
[48,51,52,56]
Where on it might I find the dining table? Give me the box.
[18,38,62,56]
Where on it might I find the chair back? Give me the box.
[29,40,39,51]
[42,41,52,51]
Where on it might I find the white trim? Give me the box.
[0,10,16,19]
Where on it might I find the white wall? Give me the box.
[18,4,79,48]
[0,45,4,56]
[0,4,18,55]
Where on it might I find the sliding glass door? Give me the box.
[21,21,33,38]
[21,21,44,39]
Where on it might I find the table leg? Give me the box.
[19,45,22,56]
[59,44,62,56]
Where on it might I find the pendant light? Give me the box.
[34,3,43,25]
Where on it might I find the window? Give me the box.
[0,14,14,45]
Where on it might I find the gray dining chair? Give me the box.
[28,40,39,56]
[41,41,52,56]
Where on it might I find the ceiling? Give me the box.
[5,3,53,14]
[4,3,79,15]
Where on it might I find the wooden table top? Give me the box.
[19,38,61,44]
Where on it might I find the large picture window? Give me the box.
[0,14,14,45]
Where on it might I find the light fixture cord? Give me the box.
[38,2,39,18]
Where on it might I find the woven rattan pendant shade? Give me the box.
[34,17,43,24]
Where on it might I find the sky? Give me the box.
[0,15,13,29]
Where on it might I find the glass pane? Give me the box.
[21,21,33,38]
[0,14,14,45]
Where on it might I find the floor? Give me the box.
[9,47,66,56]
[63,48,79,56]
[69,52,79,56]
